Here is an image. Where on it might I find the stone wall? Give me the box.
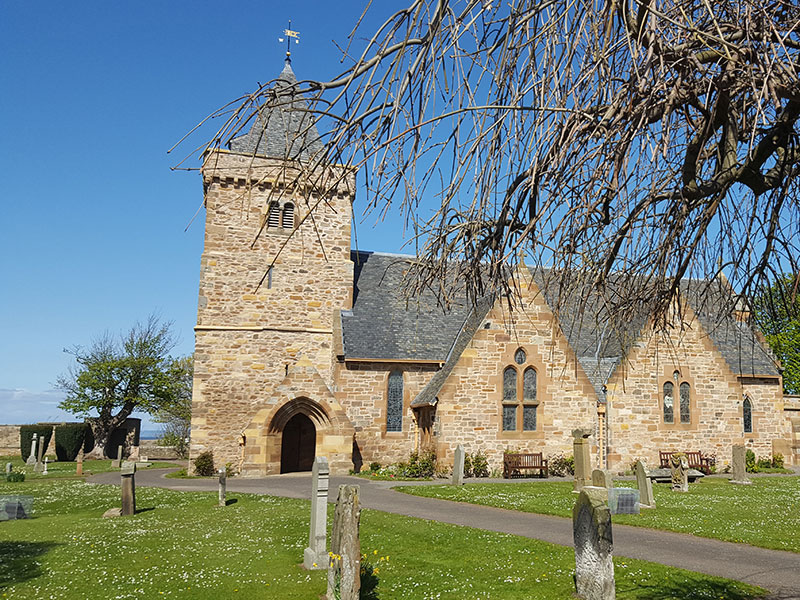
[0,425,21,456]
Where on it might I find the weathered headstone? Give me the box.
[42,457,48,475]
[0,495,33,521]
[120,461,137,516]
[452,445,465,486]
[76,449,84,476]
[327,485,361,600]
[5,463,12,476]
[218,468,227,507]
[26,434,37,466]
[730,444,751,485]
[670,453,688,492]
[573,428,593,492]
[34,435,45,473]
[111,444,124,469]
[591,469,613,490]
[573,487,615,600]
[608,487,640,515]
[304,456,330,570]
[634,461,655,508]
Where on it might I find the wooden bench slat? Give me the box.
[503,452,549,478]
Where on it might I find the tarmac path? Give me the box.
[89,468,800,599]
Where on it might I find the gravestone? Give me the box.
[730,444,751,485]
[670,453,688,492]
[26,434,37,466]
[304,456,330,570]
[591,469,613,490]
[34,436,45,473]
[573,487,615,600]
[120,461,137,516]
[452,445,465,486]
[0,495,34,521]
[218,468,227,507]
[43,457,48,475]
[76,449,84,476]
[327,485,361,600]
[573,428,593,492]
[608,487,639,515]
[111,444,124,469]
[5,463,11,476]
[634,461,655,508]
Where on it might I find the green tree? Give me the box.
[153,355,193,458]
[57,315,191,458]
[752,275,800,395]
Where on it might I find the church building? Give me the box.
[189,61,797,476]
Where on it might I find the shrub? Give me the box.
[463,453,473,478]
[470,450,489,477]
[402,450,436,478]
[773,453,785,469]
[369,462,381,472]
[548,453,575,477]
[756,456,772,470]
[54,423,90,461]
[20,425,54,462]
[159,431,189,459]
[193,450,215,476]
[745,449,757,473]
[6,472,25,483]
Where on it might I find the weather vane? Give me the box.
[279,20,300,61]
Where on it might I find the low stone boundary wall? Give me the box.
[0,425,22,456]
[138,439,181,460]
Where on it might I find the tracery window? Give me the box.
[502,349,539,432]
[663,370,691,424]
[743,396,753,433]
[387,371,403,432]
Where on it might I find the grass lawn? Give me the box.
[0,479,766,599]
[1,455,180,480]
[396,476,800,553]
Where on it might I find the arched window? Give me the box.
[282,203,294,229]
[663,382,674,424]
[501,351,538,432]
[679,382,691,424]
[387,371,403,432]
[743,397,753,433]
[267,202,281,228]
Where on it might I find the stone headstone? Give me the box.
[34,436,45,473]
[452,445,465,486]
[670,453,688,492]
[573,428,593,492]
[0,495,33,521]
[573,487,615,600]
[591,469,613,490]
[218,468,227,507]
[634,461,655,508]
[111,444,124,469]
[5,463,12,475]
[26,434,38,466]
[120,461,136,516]
[327,485,361,600]
[76,449,84,476]
[42,457,48,475]
[304,456,330,570]
[730,444,751,485]
[608,487,640,515]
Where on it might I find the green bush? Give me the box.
[54,423,90,461]
[745,449,757,473]
[368,462,381,472]
[470,450,489,478]
[402,450,436,478]
[548,453,575,477]
[20,425,53,462]
[6,472,25,483]
[463,452,473,477]
[193,450,215,476]
[756,457,772,470]
[772,453,784,469]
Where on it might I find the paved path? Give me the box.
[90,469,800,599]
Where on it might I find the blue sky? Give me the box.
[0,1,408,431]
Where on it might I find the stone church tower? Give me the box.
[190,60,356,475]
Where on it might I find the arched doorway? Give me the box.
[280,413,316,473]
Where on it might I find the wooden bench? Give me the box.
[659,450,712,474]
[503,452,549,478]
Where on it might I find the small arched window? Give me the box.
[282,203,295,229]
[679,382,691,424]
[502,358,538,433]
[743,397,753,433]
[663,382,674,424]
[387,371,403,432]
[267,202,281,228]
[502,367,517,431]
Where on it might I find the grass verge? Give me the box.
[0,479,766,599]
[1,455,180,480]
[396,476,800,553]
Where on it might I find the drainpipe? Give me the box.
[602,385,609,470]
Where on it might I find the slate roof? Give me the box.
[341,257,780,404]
[228,61,325,162]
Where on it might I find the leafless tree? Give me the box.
[178,0,799,326]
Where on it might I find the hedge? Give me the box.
[55,423,91,461]
[20,425,54,462]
